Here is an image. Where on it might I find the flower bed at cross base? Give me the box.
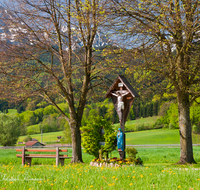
[90,157,143,167]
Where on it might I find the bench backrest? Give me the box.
[16,147,69,166]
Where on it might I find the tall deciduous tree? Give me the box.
[0,0,109,162]
[110,0,200,163]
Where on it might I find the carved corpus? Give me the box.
[104,75,139,132]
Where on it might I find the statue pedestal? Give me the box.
[118,149,124,160]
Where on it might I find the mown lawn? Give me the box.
[18,131,64,144]
[0,147,200,190]
[113,116,160,130]
[126,129,180,145]
[18,128,180,145]
[18,128,200,145]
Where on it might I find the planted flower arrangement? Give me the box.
[90,157,143,167]
[90,147,143,167]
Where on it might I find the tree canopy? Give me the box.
[109,0,200,163]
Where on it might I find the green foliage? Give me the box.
[19,110,37,126]
[39,114,65,133]
[60,122,72,144]
[190,100,200,125]
[160,103,179,129]
[0,99,8,113]
[126,147,138,160]
[153,118,164,129]
[26,124,41,135]
[23,135,32,142]
[0,113,21,146]
[193,123,200,134]
[128,105,135,121]
[166,103,179,128]
[135,123,153,131]
[169,123,175,130]
[43,105,58,115]
[81,100,117,126]
[81,116,116,158]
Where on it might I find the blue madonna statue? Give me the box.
[116,128,124,159]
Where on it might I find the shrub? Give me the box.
[27,125,40,135]
[81,116,116,158]
[136,124,145,131]
[193,123,200,134]
[39,114,64,133]
[169,123,175,129]
[126,147,138,161]
[23,135,32,142]
[0,113,21,146]
[60,121,72,144]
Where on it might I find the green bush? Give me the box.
[27,124,40,135]
[126,147,138,160]
[39,114,64,133]
[60,121,72,144]
[81,116,116,158]
[136,124,145,131]
[193,123,200,134]
[169,123,175,129]
[0,113,21,146]
[19,111,37,126]
[23,135,32,142]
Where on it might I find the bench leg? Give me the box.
[60,158,64,166]
[25,158,32,166]
[22,147,25,166]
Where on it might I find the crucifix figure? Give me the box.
[104,75,139,160]
[110,84,129,124]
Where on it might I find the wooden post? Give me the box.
[56,147,59,166]
[22,147,25,166]
[124,133,126,159]
[26,158,32,166]
[120,122,126,159]
[60,159,64,166]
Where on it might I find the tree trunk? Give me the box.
[177,91,196,164]
[70,119,83,163]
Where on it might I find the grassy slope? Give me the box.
[8,109,17,114]
[18,131,63,143]
[113,116,160,130]
[19,116,159,143]
[126,129,180,145]
[17,116,199,145]
[18,129,181,145]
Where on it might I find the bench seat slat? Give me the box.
[16,154,70,158]
[16,149,68,152]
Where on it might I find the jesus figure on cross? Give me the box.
[110,89,129,123]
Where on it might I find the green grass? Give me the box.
[18,131,64,143]
[8,109,17,114]
[126,129,180,145]
[1,147,200,189]
[126,116,160,125]
[113,116,160,131]
[18,129,180,145]
[18,127,200,146]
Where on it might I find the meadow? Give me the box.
[3,115,200,189]
[17,128,200,145]
[113,116,160,131]
[1,147,200,189]
[126,129,180,145]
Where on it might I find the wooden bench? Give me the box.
[16,147,72,166]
